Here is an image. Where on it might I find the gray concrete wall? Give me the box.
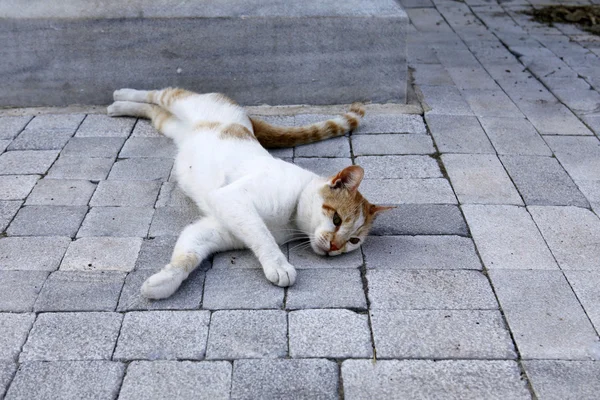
[0,0,407,107]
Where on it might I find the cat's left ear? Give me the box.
[369,204,396,215]
[330,166,364,192]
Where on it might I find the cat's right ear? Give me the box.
[330,166,364,192]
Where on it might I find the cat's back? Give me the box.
[179,92,251,129]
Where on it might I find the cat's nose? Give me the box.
[329,242,340,251]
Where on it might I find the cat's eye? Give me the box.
[349,238,360,245]
[333,212,342,226]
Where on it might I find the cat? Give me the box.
[107,88,392,299]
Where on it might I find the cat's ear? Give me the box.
[330,166,364,192]
[369,204,395,215]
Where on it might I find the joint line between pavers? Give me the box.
[358,246,377,363]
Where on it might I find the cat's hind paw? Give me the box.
[264,261,297,287]
[141,265,188,299]
[113,88,138,101]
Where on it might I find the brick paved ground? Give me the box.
[2,0,600,398]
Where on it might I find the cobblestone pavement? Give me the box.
[2,0,600,398]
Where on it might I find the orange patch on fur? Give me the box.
[194,121,222,131]
[220,123,257,141]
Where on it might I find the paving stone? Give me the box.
[202,269,284,310]
[529,206,600,270]
[114,311,210,360]
[0,139,10,153]
[342,360,530,400]
[119,137,176,158]
[25,114,85,133]
[61,137,125,158]
[368,269,497,309]
[20,312,122,362]
[7,206,87,237]
[360,178,457,204]
[8,129,73,151]
[108,158,173,181]
[420,85,473,115]
[232,359,338,400]
[370,204,468,236]
[77,207,154,237]
[213,249,262,269]
[294,136,350,157]
[407,8,452,32]
[0,313,35,361]
[356,114,427,134]
[288,241,363,269]
[524,360,600,400]
[463,205,558,270]
[293,114,337,126]
[0,116,32,139]
[554,88,600,115]
[0,150,58,175]
[478,116,552,156]
[0,236,70,271]
[545,136,600,181]
[268,147,293,159]
[131,119,161,137]
[565,271,600,332]
[117,267,206,311]
[4,361,125,400]
[0,201,21,232]
[76,115,135,137]
[520,102,594,136]
[155,182,195,208]
[25,179,96,206]
[462,89,523,118]
[45,156,114,180]
[148,205,199,236]
[206,310,287,359]
[119,361,231,400]
[60,237,142,272]
[577,180,600,214]
[351,133,435,155]
[363,236,481,270]
[34,271,125,312]
[0,271,48,312]
[357,155,441,179]
[412,63,454,86]
[446,66,499,90]
[286,268,366,310]
[90,180,161,207]
[442,154,523,205]
[371,309,516,359]
[489,269,599,360]
[0,361,16,398]
[293,157,352,177]
[501,155,589,207]
[135,236,177,270]
[426,113,495,154]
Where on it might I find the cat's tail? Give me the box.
[250,103,365,148]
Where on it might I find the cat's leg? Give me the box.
[113,88,196,108]
[107,101,184,139]
[141,216,239,299]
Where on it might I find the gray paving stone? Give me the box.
[135,236,177,270]
[554,88,600,115]
[407,8,452,32]
[206,310,287,359]
[446,66,499,90]
[7,206,87,237]
[294,136,350,157]
[293,157,352,177]
[529,206,600,271]
[489,269,599,360]
[442,154,523,205]
[545,136,600,181]
[119,361,231,400]
[0,361,16,398]
[462,89,523,118]
[0,201,21,232]
[356,114,427,134]
[0,271,48,312]
[0,236,70,271]
[268,147,293,159]
[77,207,153,238]
[288,241,363,269]
[34,271,125,312]
[25,114,85,133]
[360,178,457,204]
[351,133,435,155]
[213,249,262,269]
[426,113,494,154]
[0,116,32,139]
[565,271,600,333]
[368,269,497,309]
[148,205,199,236]
[363,236,481,270]
[357,155,441,179]
[286,268,366,310]
[463,205,558,270]
[8,129,73,151]
[117,268,206,311]
[478,116,552,156]
[501,155,589,207]
[108,158,173,181]
[289,309,372,358]
[371,309,516,359]
[45,156,114,180]
[232,359,338,400]
[90,180,161,207]
[0,139,10,153]
[342,360,530,400]
[370,204,468,236]
[202,269,284,310]
[413,63,454,86]
[155,182,191,208]
[0,313,35,361]
[294,114,337,126]
[60,237,141,272]
[119,137,176,158]
[420,85,474,115]
[4,361,125,400]
[25,179,96,206]
[0,150,59,175]
[20,312,122,362]
[61,137,125,158]
[75,115,135,137]
[114,311,210,360]
[576,180,600,214]
[524,360,600,400]
[520,102,594,136]
[131,119,161,137]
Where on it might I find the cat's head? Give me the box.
[302,165,393,256]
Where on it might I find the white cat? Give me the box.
[107,88,391,299]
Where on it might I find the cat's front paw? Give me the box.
[263,261,297,287]
[141,265,188,299]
